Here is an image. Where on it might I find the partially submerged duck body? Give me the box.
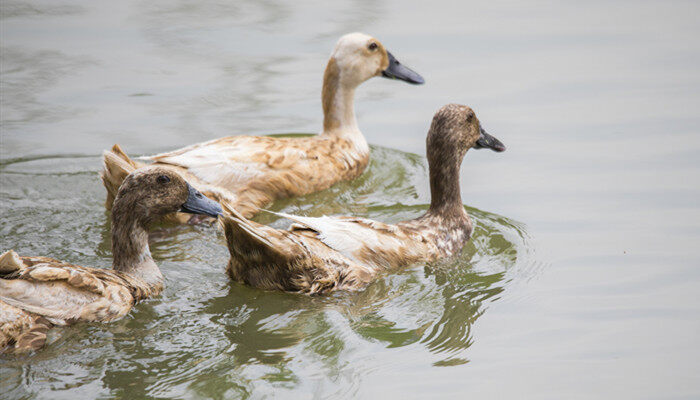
[0,253,155,351]
[222,207,473,294]
[0,168,222,353]
[101,33,424,223]
[222,104,506,294]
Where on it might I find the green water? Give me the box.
[0,147,533,399]
[1,0,699,398]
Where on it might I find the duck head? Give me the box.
[426,104,505,213]
[113,167,222,224]
[427,104,505,161]
[330,32,424,87]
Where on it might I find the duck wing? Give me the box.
[144,136,312,188]
[269,212,429,269]
[220,205,373,293]
[220,204,306,265]
[0,252,135,324]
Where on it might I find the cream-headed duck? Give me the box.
[101,32,424,224]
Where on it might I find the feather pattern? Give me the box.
[222,207,470,294]
[0,256,153,326]
[0,251,154,353]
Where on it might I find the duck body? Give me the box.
[222,104,506,294]
[101,32,423,223]
[143,132,369,220]
[223,207,471,294]
[0,253,158,351]
[0,168,222,353]
[0,254,158,326]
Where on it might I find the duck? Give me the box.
[101,32,424,224]
[0,167,222,353]
[220,103,506,294]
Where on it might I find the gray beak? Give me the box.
[180,183,222,218]
[381,51,425,84]
[474,126,506,152]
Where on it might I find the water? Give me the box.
[1,0,698,398]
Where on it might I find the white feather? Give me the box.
[268,211,405,268]
[146,142,269,187]
[0,279,100,322]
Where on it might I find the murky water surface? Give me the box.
[1,1,699,398]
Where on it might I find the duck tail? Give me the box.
[0,250,26,276]
[219,203,297,262]
[100,144,144,210]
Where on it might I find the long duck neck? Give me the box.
[426,147,469,222]
[321,58,365,148]
[110,202,163,294]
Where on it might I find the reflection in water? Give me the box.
[341,207,524,366]
[0,145,535,398]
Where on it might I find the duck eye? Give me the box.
[368,42,378,51]
[157,175,170,184]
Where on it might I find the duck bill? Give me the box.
[180,183,222,218]
[474,126,506,152]
[381,51,425,84]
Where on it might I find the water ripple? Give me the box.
[1,144,539,398]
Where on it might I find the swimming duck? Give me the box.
[0,168,222,353]
[101,32,424,224]
[221,104,506,294]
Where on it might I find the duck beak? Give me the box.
[381,51,425,84]
[180,183,223,218]
[474,126,506,152]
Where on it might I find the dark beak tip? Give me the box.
[181,184,224,218]
[411,76,425,85]
[381,51,424,85]
[206,204,224,218]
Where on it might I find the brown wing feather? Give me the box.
[221,205,374,294]
[102,135,369,222]
[280,213,436,269]
[0,258,144,324]
[0,300,53,353]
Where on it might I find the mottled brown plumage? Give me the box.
[0,168,221,353]
[0,300,51,352]
[221,104,506,294]
[100,33,423,224]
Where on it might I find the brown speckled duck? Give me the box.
[101,32,424,224]
[221,104,506,294]
[0,168,221,353]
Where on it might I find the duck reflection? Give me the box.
[206,205,529,380]
[338,208,521,365]
[204,284,316,366]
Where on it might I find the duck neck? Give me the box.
[321,58,364,146]
[427,152,468,220]
[110,203,163,291]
